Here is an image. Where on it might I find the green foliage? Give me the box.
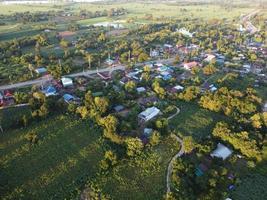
[183,136,195,154]
[178,86,200,102]
[125,137,144,157]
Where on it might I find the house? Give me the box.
[150,49,159,57]
[243,64,251,72]
[61,77,73,87]
[35,67,47,74]
[177,27,194,38]
[137,87,146,93]
[143,128,153,137]
[173,85,184,91]
[138,106,161,122]
[42,86,57,97]
[164,44,173,48]
[210,143,233,160]
[63,94,80,104]
[114,105,125,112]
[204,54,216,63]
[183,61,199,70]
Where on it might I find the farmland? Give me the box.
[0,0,267,200]
[0,114,104,200]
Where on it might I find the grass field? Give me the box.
[169,100,228,141]
[231,147,267,200]
[94,135,181,200]
[0,114,104,200]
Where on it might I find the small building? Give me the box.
[63,94,80,104]
[35,67,47,75]
[173,85,184,91]
[61,77,73,87]
[42,86,57,97]
[210,143,233,160]
[204,54,216,63]
[143,128,153,137]
[114,105,125,112]
[137,87,146,93]
[183,61,199,70]
[138,106,161,122]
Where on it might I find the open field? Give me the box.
[169,100,229,141]
[0,3,61,15]
[95,135,181,200]
[0,114,104,200]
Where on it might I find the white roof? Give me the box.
[61,77,73,87]
[173,85,184,91]
[211,143,233,160]
[139,107,160,122]
[137,87,146,93]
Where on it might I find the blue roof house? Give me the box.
[43,86,57,97]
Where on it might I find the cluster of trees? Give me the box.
[212,122,261,161]
[176,86,200,102]
[79,7,127,18]
[171,156,233,200]
[199,87,262,122]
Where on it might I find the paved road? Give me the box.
[0,65,126,90]
[0,57,176,91]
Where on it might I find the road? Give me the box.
[0,57,176,91]
[0,65,126,90]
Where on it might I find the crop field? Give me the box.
[169,100,229,141]
[0,114,105,200]
[95,135,181,200]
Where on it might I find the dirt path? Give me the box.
[166,106,184,193]
[166,134,184,193]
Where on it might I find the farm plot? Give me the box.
[0,114,104,200]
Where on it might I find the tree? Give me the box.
[125,81,136,93]
[183,136,195,154]
[94,97,109,115]
[203,64,217,75]
[149,130,161,146]
[125,137,144,157]
[98,33,106,42]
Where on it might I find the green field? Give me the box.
[169,100,228,141]
[95,135,180,200]
[0,114,104,200]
